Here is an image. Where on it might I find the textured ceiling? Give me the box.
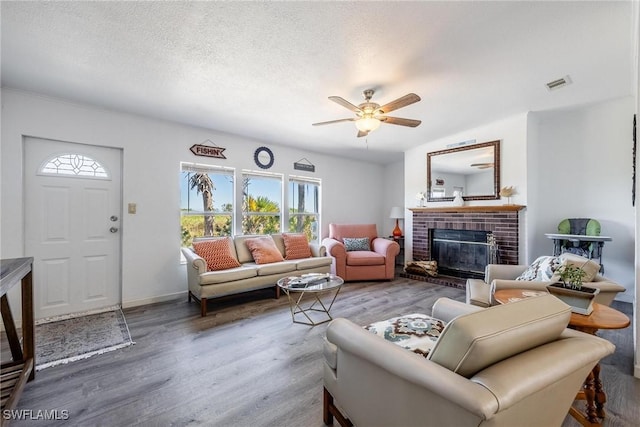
[1,1,634,164]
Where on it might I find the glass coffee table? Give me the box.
[277,273,344,326]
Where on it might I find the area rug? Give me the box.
[35,307,134,370]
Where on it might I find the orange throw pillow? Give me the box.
[282,233,312,260]
[193,238,241,271]
[244,236,285,264]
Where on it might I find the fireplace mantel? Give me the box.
[409,205,525,213]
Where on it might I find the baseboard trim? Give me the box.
[614,294,633,303]
[122,291,186,309]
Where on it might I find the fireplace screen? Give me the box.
[430,229,498,279]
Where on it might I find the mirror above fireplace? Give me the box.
[427,140,500,202]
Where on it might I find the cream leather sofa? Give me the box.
[323,295,615,427]
[182,234,331,316]
[466,263,626,308]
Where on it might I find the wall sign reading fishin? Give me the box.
[189,139,227,159]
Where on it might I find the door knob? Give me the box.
[110,215,118,222]
[110,227,119,233]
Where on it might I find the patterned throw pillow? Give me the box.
[515,255,561,281]
[244,236,285,264]
[193,238,241,271]
[343,237,370,252]
[364,314,446,358]
[282,233,312,260]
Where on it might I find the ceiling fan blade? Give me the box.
[357,130,369,138]
[377,93,421,114]
[471,163,494,169]
[380,116,422,127]
[329,96,362,113]
[312,118,357,126]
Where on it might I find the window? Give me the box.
[288,176,320,242]
[180,163,234,247]
[241,171,282,235]
[40,153,109,179]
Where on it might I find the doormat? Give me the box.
[35,307,134,370]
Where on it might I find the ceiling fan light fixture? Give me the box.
[355,116,381,133]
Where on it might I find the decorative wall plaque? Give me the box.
[254,146,274,169]
[294,157,315,172]
[189,140,227,159]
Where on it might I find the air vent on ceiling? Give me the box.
[546,75,572,91]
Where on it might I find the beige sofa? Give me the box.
[182,234,332,316]
[466,263,626,308]
[323,295,615,427]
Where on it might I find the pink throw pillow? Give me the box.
[282,233,312,260]
[193,238,241,271]
[244,236,285,264]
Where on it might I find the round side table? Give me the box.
[566,302,629,426]
[277,274,344,326]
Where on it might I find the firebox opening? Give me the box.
[430,229,497,280]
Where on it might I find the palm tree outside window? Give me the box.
[241,171,283,235]
[180,163,234,247]
[288,176,321,242]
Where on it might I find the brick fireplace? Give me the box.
[405,205,525,288]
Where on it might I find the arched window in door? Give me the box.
[39,153,110,179]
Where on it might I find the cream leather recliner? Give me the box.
[466,258,625,308]
[323,295,615,427]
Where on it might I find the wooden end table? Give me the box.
[493,288,630,426]
[1,257,35,426]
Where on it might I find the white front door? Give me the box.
[24,137,122,319]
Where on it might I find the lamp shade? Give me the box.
[389,206,404,219]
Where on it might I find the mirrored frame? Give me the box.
[427,140,500,202]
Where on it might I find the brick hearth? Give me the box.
[404,205,525,288]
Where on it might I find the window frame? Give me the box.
[287,175,321,243]
[240,169,284,236]
[180,162,235,245]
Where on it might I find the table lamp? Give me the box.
[389,206,404,238]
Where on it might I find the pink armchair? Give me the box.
[322,224,399,281]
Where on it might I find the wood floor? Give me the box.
[7,277,639,426]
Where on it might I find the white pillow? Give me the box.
[515,255,561,281]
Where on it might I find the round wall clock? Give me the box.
[254,146,274,169]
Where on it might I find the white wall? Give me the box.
[382,160,405,238]
[403,113,529,262]
[529,97,635,303]
[0,89,387,311]
[430,171,465,198]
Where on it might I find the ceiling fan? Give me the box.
[312,89,422,138]
[470,162,494,169]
